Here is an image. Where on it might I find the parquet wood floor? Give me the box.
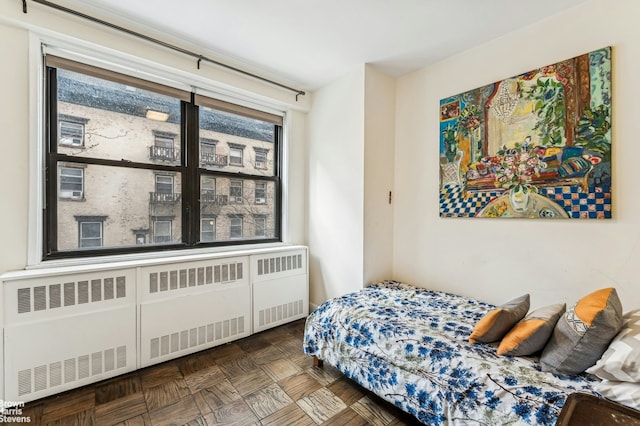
[20,319,421,425]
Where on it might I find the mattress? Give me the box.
[303,281,601,425]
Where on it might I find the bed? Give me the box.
[302,280,603,425]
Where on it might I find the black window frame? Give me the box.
[43,56,283,260]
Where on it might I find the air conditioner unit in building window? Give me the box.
[233,197,243,203]
[60,190,83,199]
[255,198,265,204]
[255,161,265,168]
[60,137,82,146]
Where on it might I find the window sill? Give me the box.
[20,242,297,275]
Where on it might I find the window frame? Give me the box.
[229,179,243,203]
[43,55,283,260]
[58,118,86,147]
[58,165,84,199]
[254,215,267,237]
[229,146,244,166]
[78,220,103,248]
[255,181,267,204]
[153,218,173,243]
[254,147,268,169]
[200,215,216,242]
[229,215,243,239]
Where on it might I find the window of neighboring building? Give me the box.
[254,215,266,237]
[59,166,84,199]
[201,215,216,242]
[151,131,178,162]
[44,55,282,259]
[229,215,243,239]
[58,119,86,147]
[200,138,227,168]
[229,143,245,166]
[255,181,266,204]
[200,176,216,202]
[153,219,172,243]
[152,175,177,203]
[230,180,243,203]
[75,215,106,248]
[254,148,268,169]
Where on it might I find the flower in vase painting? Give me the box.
[493,140,544,193]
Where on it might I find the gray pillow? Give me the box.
[540,288,623,375]
[497,303,565,356]
[469,294,530,344]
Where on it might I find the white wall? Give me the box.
[0,23,30,272]
[0,2,308,277]
[363,65,395,285]
[393,0,640,310]
[307,68,365,304]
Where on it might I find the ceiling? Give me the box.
[58,0,589,91]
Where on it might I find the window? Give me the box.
[201,215,216,242]
[153,219,172,243]
[44,55,282,259]
[230,180,243,203]
[59,166,84,199]
[229,215,243,239]
[254,215,266,237]
[150,131,179,162]
[134,231,147,245]
[254,148,268,169]
[153,175,178,203]
[255,181,266,204]
[229,143,245,166]
[201,176,216,201]
[58,117,86,147]
[200,138,227,167]
[75,216,106,248]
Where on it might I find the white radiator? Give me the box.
[3,269,137,402]
[0,245,308,403]
[138,256,251,368]
[251,248,308,333]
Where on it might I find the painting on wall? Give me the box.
[439,47,612,219]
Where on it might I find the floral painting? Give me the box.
[439,47,612,219]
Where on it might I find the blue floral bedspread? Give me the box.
[303,281,601,425]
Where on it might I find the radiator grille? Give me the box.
[149,262,244,294]
[17,346,127,396]
[16,276,126,314]
[258,300,304,327]
[257,254,303,276]
[150,316,245,359]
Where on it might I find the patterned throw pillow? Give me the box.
[594,380,640,411]
[469,294,530,344]
[587,309,640,382]
[497,303,565,356]
[540,288,623,375]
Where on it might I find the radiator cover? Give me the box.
[0,245,308,403]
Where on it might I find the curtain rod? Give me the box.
[22,0,307,101]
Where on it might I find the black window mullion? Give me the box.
[274,124,283,241]
[44,66,58,257]
[183,99,199,245]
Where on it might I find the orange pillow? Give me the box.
[540,288,623,375]
[497,304,565,356]
[469,294,530,344]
